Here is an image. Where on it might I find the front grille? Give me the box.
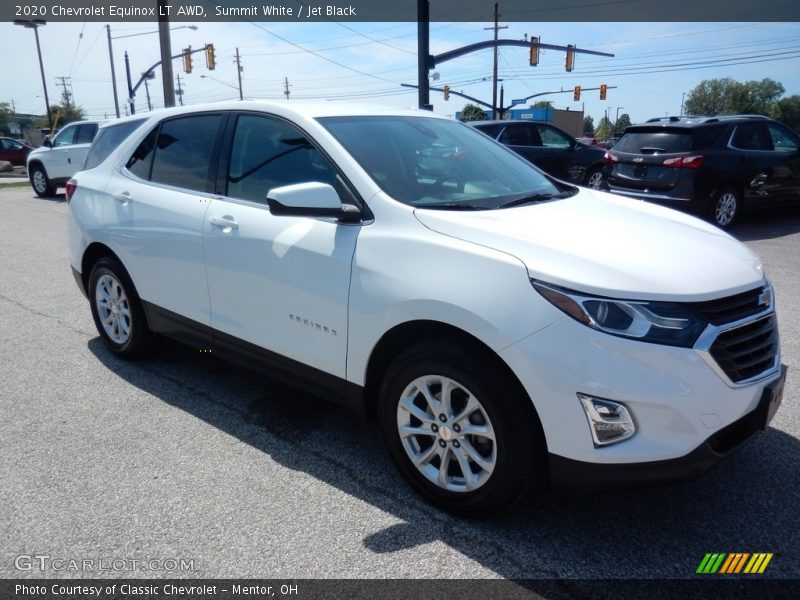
[689,286,766,325]
[709,314,778,383]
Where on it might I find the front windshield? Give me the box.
[318,116,563,209]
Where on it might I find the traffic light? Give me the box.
[443,85,450,101]
[565,44,575,72]
[600,84,608,100]
[573,85,581,101]
[182,47,192,74]
[529,36,539,66]
[205,44,216,70]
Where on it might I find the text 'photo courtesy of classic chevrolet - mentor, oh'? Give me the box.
[66,101,786,516]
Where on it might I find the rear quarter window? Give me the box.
[84,119,146,171]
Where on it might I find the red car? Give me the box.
[0,137,33,166]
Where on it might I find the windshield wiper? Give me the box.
[414,202,487,210]
[497,191,572,209]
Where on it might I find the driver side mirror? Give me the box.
[42,137,53,148]
[266,182,361,223]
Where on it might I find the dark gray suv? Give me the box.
[602,115,800,228]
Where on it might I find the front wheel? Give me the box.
[378,343,546,516]
[30,165,56,197]
[708,186,741,229]
[88,257,152,359]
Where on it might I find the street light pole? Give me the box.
[14,19,52,131]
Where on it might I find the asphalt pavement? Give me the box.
[0,186,798,581]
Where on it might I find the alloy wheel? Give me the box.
[396,375,497,492]
[95,273,132,345]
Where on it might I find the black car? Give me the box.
[471,120,606,188]
[602,115,800,228]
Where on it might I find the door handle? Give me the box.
[113,192,132,205]
[209,215,239,230]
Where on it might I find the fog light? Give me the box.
[577,394,636,447]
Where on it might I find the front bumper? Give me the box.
[549,364,786,492]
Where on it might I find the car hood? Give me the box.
[413,189,764,301]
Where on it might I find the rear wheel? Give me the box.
[88,257,152,359]
[378,342,546,516]
[708,186,741,229]
[30,164,55,197]
[584,167,604,190]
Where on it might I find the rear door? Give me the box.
[764,122,800,202]
[729,122,785,205]
[112,113,224,331]
[67,123,99,173]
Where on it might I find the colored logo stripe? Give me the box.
[697,552,773,574]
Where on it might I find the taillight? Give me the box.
[662,155,705,169]
[65,179,77,202]
[603,152,619,165]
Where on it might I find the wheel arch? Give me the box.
[361,319,540,429]
[80,243,138,302]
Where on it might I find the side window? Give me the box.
[75,124,98,144]
[54,125,77,147]
[85,119,146,171]
[0,139,10,149]
[226,114,338,204]
[731,123,773,151]
[690,126,724,150]
[767,124,799,152]
[499,125,538,146]
[538,125,572,148]
[148,114,222,192]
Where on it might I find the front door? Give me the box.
[204,113,360,380]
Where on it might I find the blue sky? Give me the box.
[3,20,799,126]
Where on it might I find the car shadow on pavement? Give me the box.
[87,337,800,580]
[730,205,800,242]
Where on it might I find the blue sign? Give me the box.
[511,99,527,104]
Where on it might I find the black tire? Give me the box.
[707,186,741,229]
[88,256,152,359]
[378,342,546,517]
[584,166,604,190]
[29,164,56,198]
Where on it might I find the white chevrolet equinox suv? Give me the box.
[67,102,785,515]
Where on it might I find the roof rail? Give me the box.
[644,115,703,123]
[701,114,769,123]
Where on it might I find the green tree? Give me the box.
[769,95,800,132]
[684,78,784,116]
[614,113,631,135]
[459,103,488,122]
[532,100,551,109]
[32,103,85,131]
[582,115,594,136]
[595,116,613,140]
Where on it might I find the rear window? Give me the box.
[84,119,145,170]
[614,126,723,154]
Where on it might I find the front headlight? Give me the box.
[532,280,707,348]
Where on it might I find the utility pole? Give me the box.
[235,48,244,100]
[55,76,73,115]
[484,3,507,120]
[417,0,431,110]
[175,73,184,106]
[106,24,121,118]
[283,77,291,100]
[158,0,175,108]
[124,51,135,114]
